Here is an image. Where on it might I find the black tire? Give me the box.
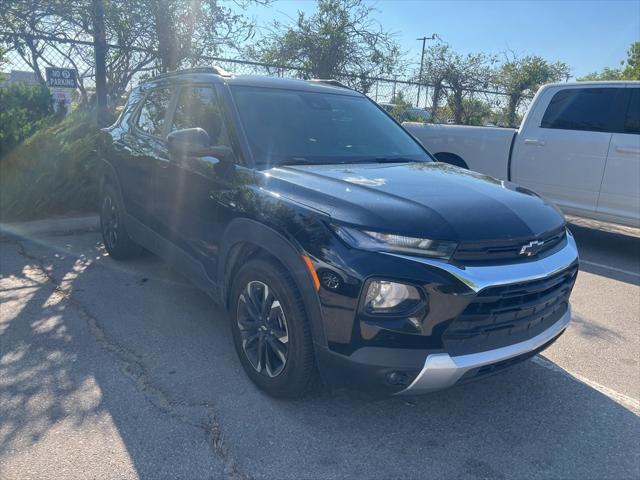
[100,184,143,260]
[434,152,468,169]
[230,258,315,398]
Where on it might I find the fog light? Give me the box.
[386,371,411,386]
[364,280,421,312]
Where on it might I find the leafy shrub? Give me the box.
[0,109,101,221]
[0,83,56,156]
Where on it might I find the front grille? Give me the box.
[443,263,578,356]
[453,227,566,264]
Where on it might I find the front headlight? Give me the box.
[332,225,457,260]
[364,280,422,312]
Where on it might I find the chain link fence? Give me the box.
[1,33,515,125]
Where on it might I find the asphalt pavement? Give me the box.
[0,218,638,480]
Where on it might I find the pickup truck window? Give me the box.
[171,86,230,146]
[624,88,640,134]
[136,88,172,136]
[540,88,621,133]
[229,86,430,167]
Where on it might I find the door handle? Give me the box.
[524,138,545,146]
[615,146,640,155]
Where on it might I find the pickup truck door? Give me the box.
[598,87,640,226]
[511,87,625,214]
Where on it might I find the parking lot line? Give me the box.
[532,356,640,412]
[580,260,640,278]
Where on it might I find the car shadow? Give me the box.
[1,232,638,479]
[569,221,640,286]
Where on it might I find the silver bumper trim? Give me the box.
[396,306,572,395]
[383,230,579,292]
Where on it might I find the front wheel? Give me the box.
[230,258,315,397]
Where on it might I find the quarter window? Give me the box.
[136,88,172,136]
[171,86,229,146]
[540,88,621,133]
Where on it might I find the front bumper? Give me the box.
[313,230,579,395]
[396,306,571,395]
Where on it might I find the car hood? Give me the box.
[261,162,565,242]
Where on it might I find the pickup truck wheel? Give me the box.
[230,258,314,398]
[100,184,142,260]
[434,152,468,169]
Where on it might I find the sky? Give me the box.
[246,0,640,79]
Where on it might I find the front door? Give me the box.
[156,84,234,279]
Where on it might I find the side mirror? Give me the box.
[167,128,210,159]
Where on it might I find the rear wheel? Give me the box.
[434,152,468,169]
[100,184,142,260]
[230,258,315,397]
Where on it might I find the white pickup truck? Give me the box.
[404,81,640,228]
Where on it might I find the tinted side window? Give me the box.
[624,88,640,134]
[136,88,172,136]
[171,86,229,146]
[541,88,620,133]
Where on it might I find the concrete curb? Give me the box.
[0,215,100,240]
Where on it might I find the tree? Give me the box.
[417,42,451,116]
[0,0,266,99]
[0,46,5,82]
[495,54,569,127]
[578,67,624,81]
[148,0,259,72]
[458,98,493,126]
[621,42,640,80]
[442,51,495,124]
[0,83,54,156]
[579,41,640,81]
[0,0,69,85]
[386,91,427,122]
[253,0,402,88]
[437,96,495,126]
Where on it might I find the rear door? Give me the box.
[511,86,624,214]
[118,86,173,228]
[598,87,640,226]
[156,84,234,279]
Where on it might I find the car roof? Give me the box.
[141,68,362,96]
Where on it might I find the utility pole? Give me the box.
[416,34,438,108]
[93,0,108,125]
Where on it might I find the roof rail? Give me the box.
[307,78,350,89]
[152,66,232,81]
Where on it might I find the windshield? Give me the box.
[229,86,431,167]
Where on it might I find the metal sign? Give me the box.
[46,67,78,89]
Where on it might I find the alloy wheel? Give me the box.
[237,280,289,378]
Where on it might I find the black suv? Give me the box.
[99,67,579,397]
